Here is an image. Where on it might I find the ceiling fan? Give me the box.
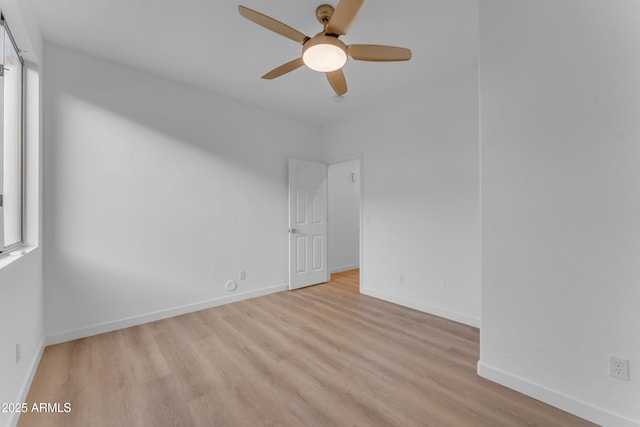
[238,0,412,96]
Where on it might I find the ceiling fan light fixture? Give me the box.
[302,35,347,72]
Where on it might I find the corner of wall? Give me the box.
[477,361,640,427]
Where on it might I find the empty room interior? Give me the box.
[0,0,638,426]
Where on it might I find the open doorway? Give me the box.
[327,157,362,288]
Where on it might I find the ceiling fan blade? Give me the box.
[326,69,348,96]
[262,58,305,80]
[238,5,309,44]
[326,0,365,36]
[348,44,412,61]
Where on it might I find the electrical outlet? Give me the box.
[610,356,629,381]
[399,273,405,283]
[16,342,21,364]
[239,270,246,280]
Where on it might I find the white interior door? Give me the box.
[288,159,329,290]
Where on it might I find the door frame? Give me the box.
[327,153,363,293]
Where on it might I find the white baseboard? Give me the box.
[330,264,359,274]
[477,361,640,427]
[360,287,480,328]
[10,338,45,427]
[46,283,288,345]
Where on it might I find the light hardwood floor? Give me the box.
[20,270,598,426]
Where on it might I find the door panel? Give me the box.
[289,159,328,290]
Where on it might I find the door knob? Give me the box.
[289,228,298,234]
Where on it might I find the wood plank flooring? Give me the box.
[19,270,598,426]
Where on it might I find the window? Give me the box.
[0,16,24,253]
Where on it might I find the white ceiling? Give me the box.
[32,0,478,124]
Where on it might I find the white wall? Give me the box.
[0,1,43,427]
[478,1,640,426]
[322,66,480,327]
[43,44,323,341]
[328,159,360,273]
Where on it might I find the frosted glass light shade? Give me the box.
[302,36,347,72]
